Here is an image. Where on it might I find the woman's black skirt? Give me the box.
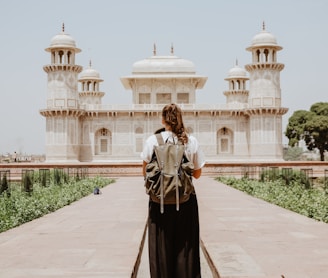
[148,194,201,278]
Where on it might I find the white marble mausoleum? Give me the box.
[40,24,288,162]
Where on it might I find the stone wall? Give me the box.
[1,161,328,181]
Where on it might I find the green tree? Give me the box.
[284,146,304,161]
[285,102,328,161]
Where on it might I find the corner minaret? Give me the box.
[245,23,288,160]
[40,24,83,161]
[245,22,284,108]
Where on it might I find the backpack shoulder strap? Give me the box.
[154,133,165,213]
[155,133,165,145]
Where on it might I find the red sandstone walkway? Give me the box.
[0,176,327,277]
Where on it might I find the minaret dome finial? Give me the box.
[153,43,157,56]
[262,21,266,31]
[62,22,65,32]
[171,43,174,55]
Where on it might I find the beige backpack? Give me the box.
[144,133,194,213]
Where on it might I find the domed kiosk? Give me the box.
[224,62,249,106]
[79,62,105,106]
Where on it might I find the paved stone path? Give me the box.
[195,177,328,278]
[0,176,327,277]
[0,177,148,277]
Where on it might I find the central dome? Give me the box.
[132,55,196,74]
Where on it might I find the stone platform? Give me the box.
[0,176,327,277]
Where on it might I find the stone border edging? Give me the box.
[132,221,148,278]
[200,239,221,278]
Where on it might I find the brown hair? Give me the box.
[162,103,188,144]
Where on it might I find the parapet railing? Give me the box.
[1,161,328,182]
[79,103,249,111]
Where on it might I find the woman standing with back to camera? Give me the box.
[141,103,206,278]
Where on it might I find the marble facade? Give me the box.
[40,24,288,162]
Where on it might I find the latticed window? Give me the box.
[177,93,189,104]
[139,93,150,104]
[220,138,228,152]
[95,128,111,155]
[157,93,171,104]
[217,127,233,154]
[136,138,143,153]
[100,139,107,152]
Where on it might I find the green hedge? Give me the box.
[216,175,328,223]
[0,176,114,233]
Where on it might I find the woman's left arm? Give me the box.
[193,168,202,179]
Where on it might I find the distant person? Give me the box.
[141,103,206,278]
[13,152,17,162]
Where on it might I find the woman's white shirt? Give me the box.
[140,131,205,170]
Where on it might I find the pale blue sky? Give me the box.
[0,0,327,155]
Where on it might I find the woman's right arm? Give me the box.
[189,136,205,179]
